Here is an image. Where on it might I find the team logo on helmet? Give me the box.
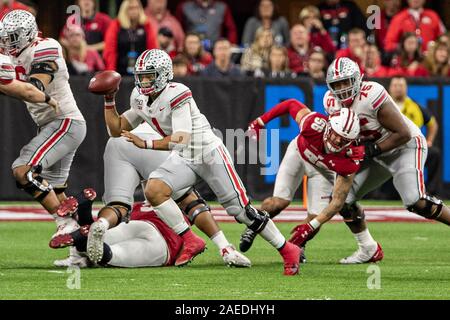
[134,49,174,95]
[2,10,38,57]
[323,108,360,153]
[326,57,363,107]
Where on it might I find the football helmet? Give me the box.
[326,57,363,107]
[2,10,38,57]
[134,49,173,95]
[323,108,360,153]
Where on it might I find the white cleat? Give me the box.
[221,245,251,268]
[54,247,89,268]
[340,243,384,264]
[87,221,107,264]
[51,218,79,240]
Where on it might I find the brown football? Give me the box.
[88,70,122,95]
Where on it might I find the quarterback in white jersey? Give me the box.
[2,10,86,239]
[90,49,301,275]
[320,57,450,264]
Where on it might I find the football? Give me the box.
[88,70,122,95]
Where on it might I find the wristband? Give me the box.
[144,140,153,149]
[104,100,115,109]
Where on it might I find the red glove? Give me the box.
[346,145,366,161]
[246,117,265,140]
[289,223,314,247]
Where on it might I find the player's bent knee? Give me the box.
[15,165,53,202]
[145,179,172,205]
[407,195,444,220]
[235,205,269,233]
[179,189,211,223]
[12,165,31,185]
[340,202,365,224]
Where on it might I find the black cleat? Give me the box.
[300,246,307,264]
[239,228,257,252]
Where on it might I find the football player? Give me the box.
[2,10,86,239]
[292,57,450,263]
[52,123,251,268]
[243,99,384,264]
[93,49,300,275]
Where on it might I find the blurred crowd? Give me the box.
[3,0,449,79]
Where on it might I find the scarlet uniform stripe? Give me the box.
[151,118,167,137]
[334,58,341,76]
[217,146,249,207]
[34,49,58,58]
[28,119,72,166]
[170,91,192,109]
[372,92,387,109]
[138,50,150,68]
[0,63,14,70]
[415,137,426,197]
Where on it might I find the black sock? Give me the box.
[99,243,113,266]
[74,191,94,225]
[71,229,88,252]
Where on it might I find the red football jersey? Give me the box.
[130,202,183,266]
[297,112,360,176]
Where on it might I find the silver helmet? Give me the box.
[134,49,174,95]
[326,57,363,107]
[2,10,38,57]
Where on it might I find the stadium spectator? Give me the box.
[335,28,367,73]
[157,27,177,57]
[202,38,241,77]
[0,0,31,19]
[389,76,442,196]
[305,48,327,80]
[384,0,446,53]
[424,39,450,77]
[318,0,368,49]
[60,0,112,53]
[172,54,189,77]
[363,44,390,77]
[298,5,335,56]
[145,0,185,53]
[390,32,429,77]
[103,0,158,75]
[64,25,105,75]
[241,0,289,48]
[181,32,213,75]
[287,24,312,74]
[240,28,273,76]
[176,0,237,51]
[257,46,294,78]
[374,0,401,53]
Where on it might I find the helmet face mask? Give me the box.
[134,49,174,96]
[323,109,360,153]
[324,125,353,153]
[326,57,362,107]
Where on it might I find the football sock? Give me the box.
[354,229,377,249]
[153,199,190,235]
[259,219,286,249]
[210,231,230,250]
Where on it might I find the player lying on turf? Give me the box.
[1,11,86,241]
[290,57,450,261]
[243,98,384,263]
[92,49,300,275]
[52,123,250,268]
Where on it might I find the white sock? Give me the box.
[210,231,230,250]
[354,229,377,249]
[309,218,321,229]
[98,217,110,230]
[259,219,286,249]
[153,199,190,235]
[53,215,74,227]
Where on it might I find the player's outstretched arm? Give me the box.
[0,79,58,110]
[103,92,134,137]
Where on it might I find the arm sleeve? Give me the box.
[171,102,192,134]
[122,109,142,130]
[260,99,307,124]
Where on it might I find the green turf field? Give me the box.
[1,220,449,300]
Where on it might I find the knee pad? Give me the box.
[16,165,53,202]
[407,195,443,220]
[340,202,365,224]
[103,202,132,224]
[235,205,269,233]
[180,189,211,223]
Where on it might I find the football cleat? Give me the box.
[51,218,79,240]
[239,228,257,252]
[280,242,301,276]
[175,233,206,267]
[56,196,78,217]
[53,247,89,268]
[83,188,97,201]
[340,242,384,264]
[49,225,90,249]
[221,245,251,268]
[86,221,107,264]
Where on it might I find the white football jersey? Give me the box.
[11,37,85,126]
[123,82,222,160]
[323,81,422,144]
[0,53,15,84]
